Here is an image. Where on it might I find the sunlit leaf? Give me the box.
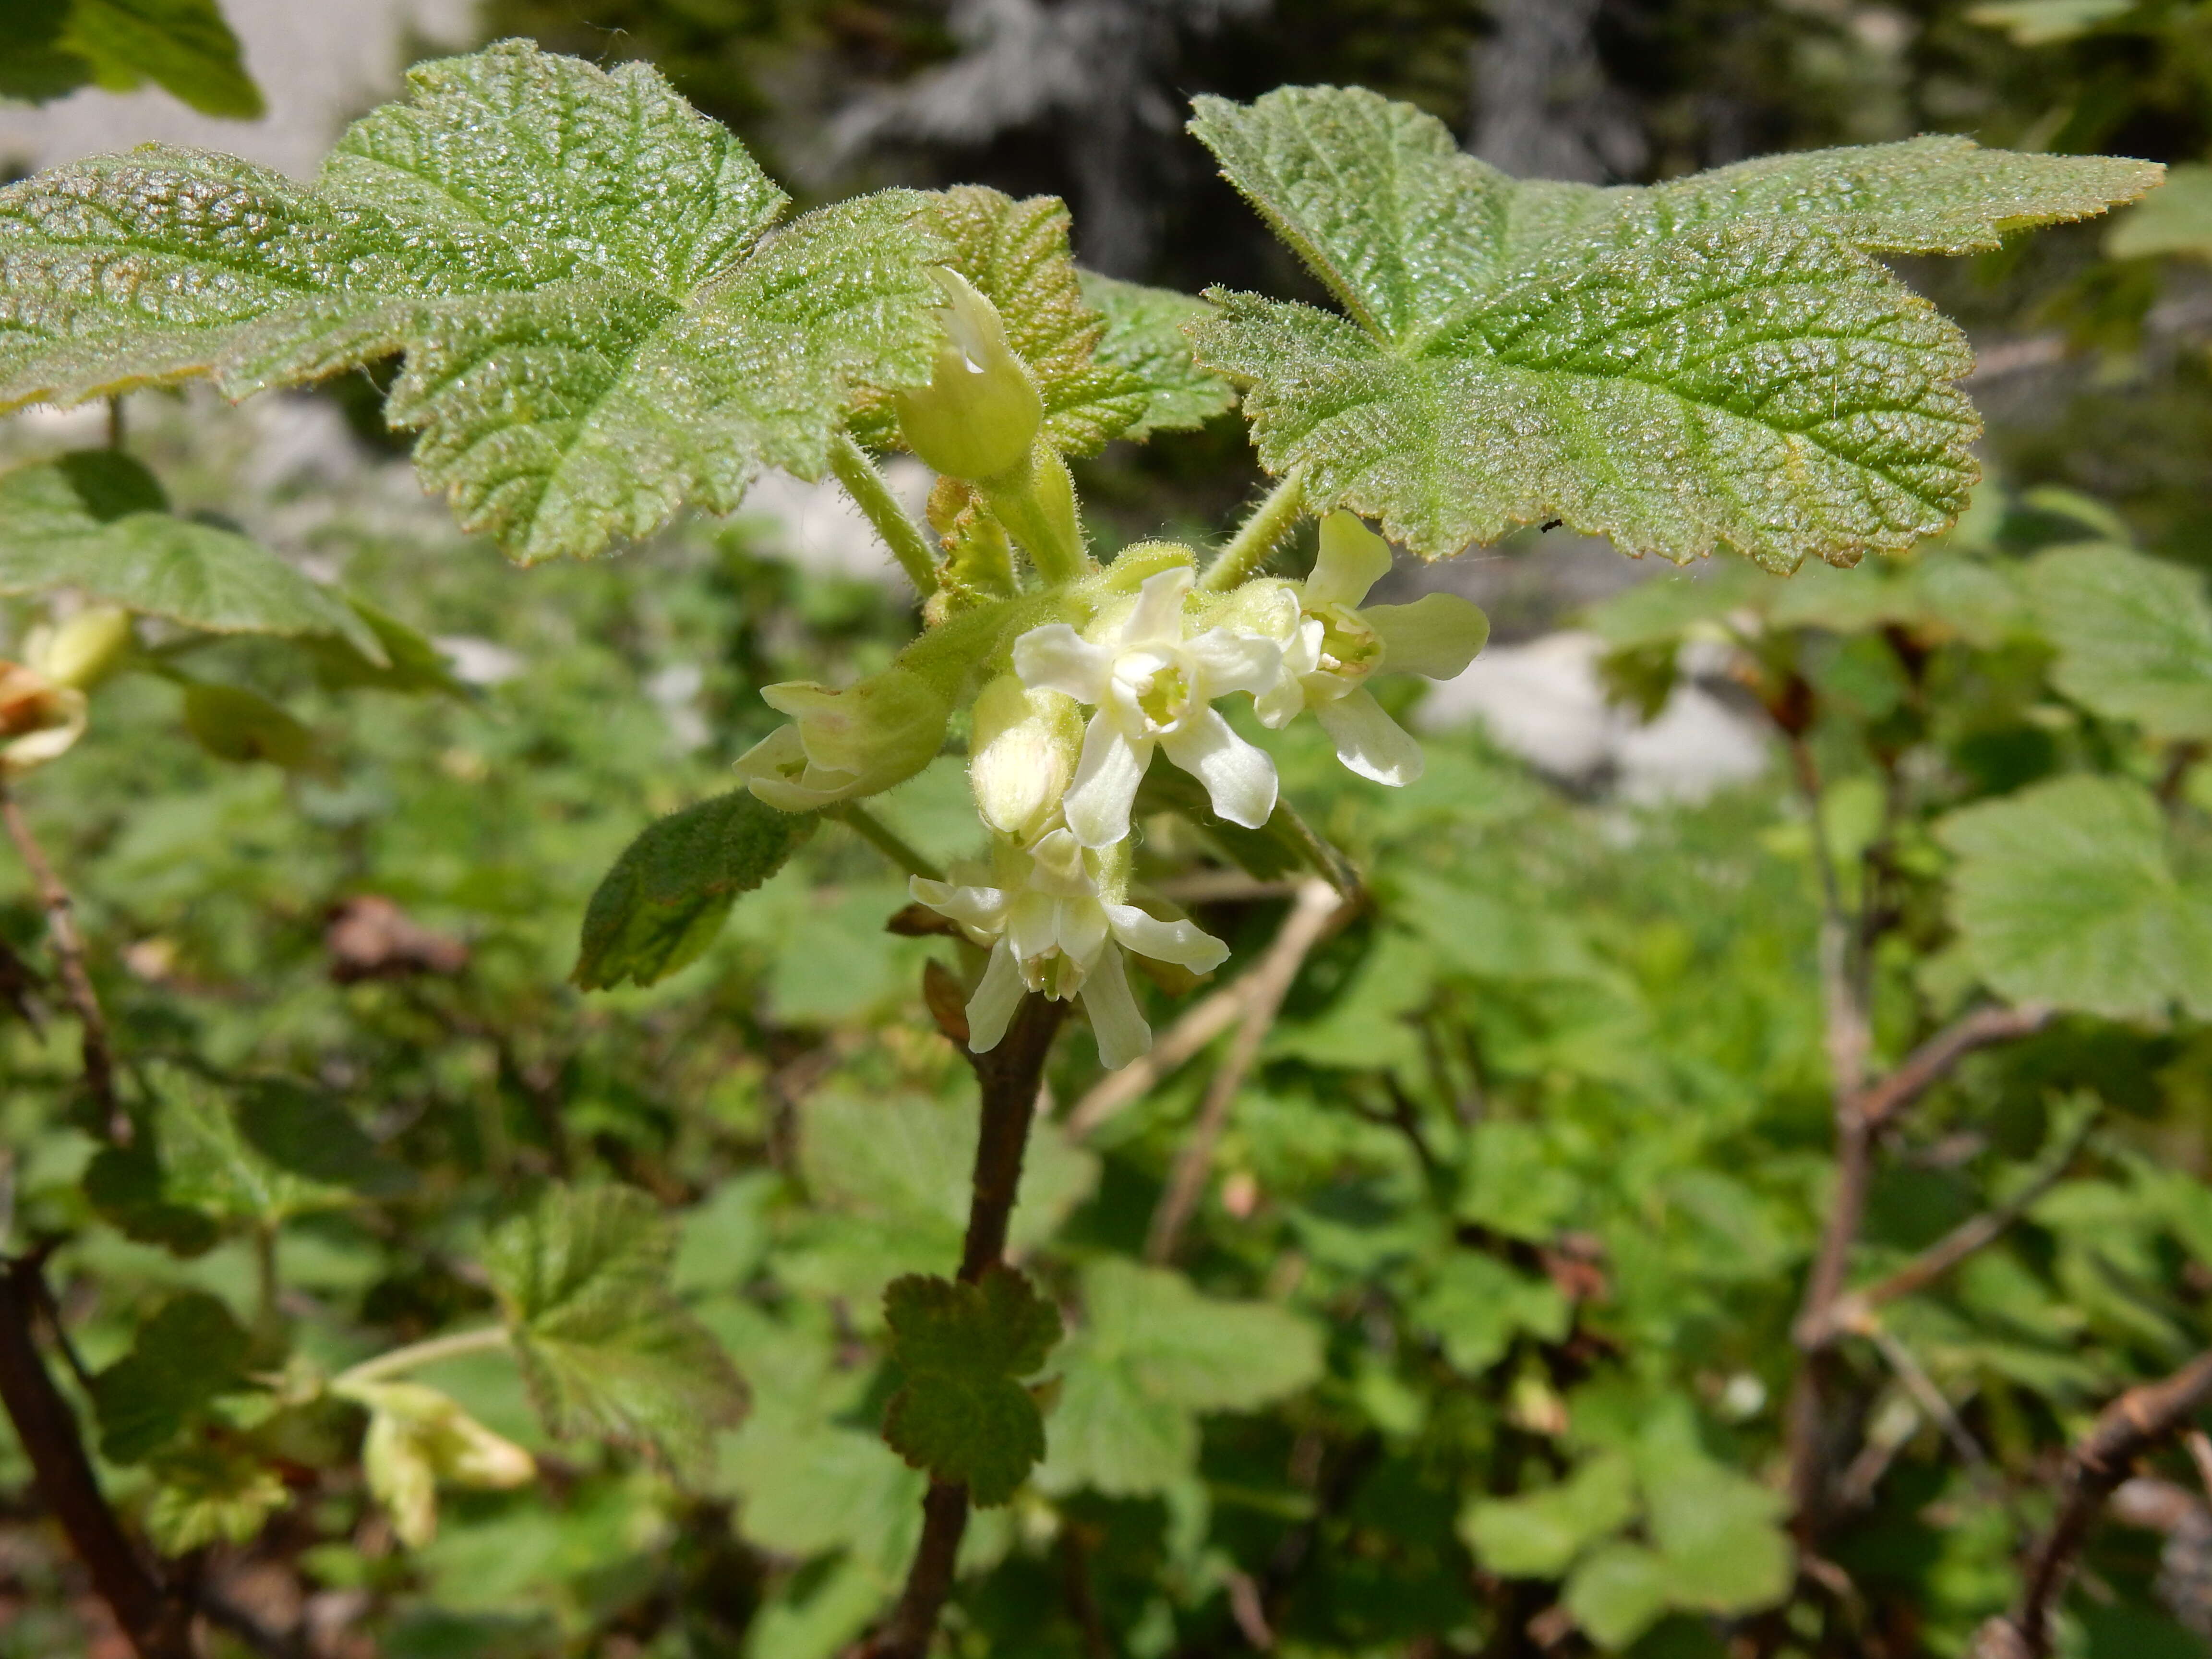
[2027,543,2212,741]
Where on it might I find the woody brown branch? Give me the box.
[0,785,124,1141]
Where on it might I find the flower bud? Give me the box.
[969,674,1083,842]
[894,270,1043,482]
[736,667,951,812]
[28,607,132,690]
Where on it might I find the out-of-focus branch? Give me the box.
[1859,1004,2057,1133]
[1145,880,1345,1264]
[1973,1349,2212,1659]
[0,784,123,1141]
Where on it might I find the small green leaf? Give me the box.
[1078,271,1237,439]
[0,452,384,659]
[142,1444,286,1553]
[1636,1438,1793,1616]
[148,1063,354,1225]
[1186,86,2155,569]
[1460,1452,1638,1579]
[483,1184,746,1480]
[234,1078,409,1197]
[1413,1251,1572,1375]
[82,1143,219,1255]
[1969,0,2139,47]
[573,790,816,990]
[180,681,319,771]
[881,1267,1062,1506]
[90,1291,250,1463]
[1564,1540,1672,1649]
[0,41,945,563]
[2027,544,2212,740]
[0,0,263,119]
[2110,163,2212,261]
[1939,775,2212,1022]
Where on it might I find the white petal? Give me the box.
[1364,593,1490,679]
[1316,687,1425,785]
[1126,565,1194,645]
[1103,903,1230,974]
[1006,890,1063,968]
[1183,626,1283,699]
[1308,512,1394,607]
[1159,706,1278,829]
[1253,674,1306,730]
[1063,718,1151,848]
[964,940,1025,1053]
[910,877,1010,942]
[1014,624,1115,704]
[1079,945,1152,1070]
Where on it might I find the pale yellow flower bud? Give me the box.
[894,270,1043,482]
[28,607,132,690]
[968,673,1082,842]
[735,667,951,812]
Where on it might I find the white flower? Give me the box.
[1012,565,1284,849]
[1253,512,1489,786]
[911,828,1229,1069]
[733,668,950,812]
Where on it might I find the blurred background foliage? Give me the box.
[1,4,2211,1659]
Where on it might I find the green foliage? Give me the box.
[1941,774,2212,1021]
[880,1267,1062,1506]
[88,1291,249,1463]
[573,789,816,990]
[2027,542,2212,739]
[483,1183,747,1479]
[0,0,263,117]
[1187,86,2156,570]
[142,1443,287,1552]
[0,452,381,658]
[0,40,945,563]
[2109,162,2212,260]
[1078,271,1238,440]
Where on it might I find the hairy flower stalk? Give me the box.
[911,828,1228,1069]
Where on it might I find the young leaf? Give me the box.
[0,41,945,563]
[1939,775,2212,1022]
[0,0,264,119]
[483,1183,747,1480]
[2109,163,2212,261]
[573,789,816,990]
[881,1267,1062,1506]
[180,681,320,771]
[142,1444,287,1553]
[0,452,384,659]
[1460,1452,1638,1579]
[1187,86,2157,570]
[1038,1259,1322,1498]
[2027,544,2212,741]
[148,1063,355,1225]
[1078,271,1237,439]
[1414,1251,1572,1375]
[90,1291,251,1463]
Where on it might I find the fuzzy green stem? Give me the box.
[1202,471,1307,592]
[981,443,1090,585]
[830,433,940,596]
[334,1324,510,1387]
[834,803,945,883]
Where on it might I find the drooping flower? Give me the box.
[910,828,1228,1069]
[734,668,951,812]
[1012,565,1285,849]
[1253,512,1489,785]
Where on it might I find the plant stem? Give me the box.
[870,990,1066,1659]
[334,1323,510,1387]
[1202,470,1306,591]
[980,445,1090,585]
[0,1257,193,1659]
[0,783,124,1142]
[830,432,940,596]
[833,803,945,883]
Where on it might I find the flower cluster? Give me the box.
[737,508,1486,1068]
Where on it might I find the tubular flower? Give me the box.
[910,828,1229,1070]
[1252,512,1489,785]
[1012,565,1285,849]
[734,668,951,813]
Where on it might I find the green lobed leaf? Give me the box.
[573,789,816,990]
[144,1062,355,1225]
[0,0,264,119]
[1039,1259,1322,1499]
[2027,543,2212,741]
[0,41,945,563]
[881,1267,1062,1506]
[1460,1452,1637,1580]
[2109,163,2212,261]
[1938,775,2212,1022]
[1187,86,2155,570]
[1413,1250,1572,1375]
[1564,1541,1672,1649]
[0,452,384,659]
[142,1444,287,1553]
[1077,271,1238,439]
[483,1183,747,1480]
[180,681,319,771]
[1636,1435,1794,1616]
[89,1291,250,1463]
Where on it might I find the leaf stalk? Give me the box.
[830,433,941,596]
[1202,470,1306,591]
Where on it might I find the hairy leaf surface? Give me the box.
[881,1267,1061,1506]
[0,40,944,562]
[1078,271,1237,438]
[1188,86,2155,568]
[485,1184,747,1479]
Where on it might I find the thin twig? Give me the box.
[1858,1004,2057,1132]
[1973,1348,2212,1659]
[1804,1107,2096,1350]
[1066,975,1250,1139]
[0,1258,192,1659]
[867,991,1066,1659]
[0,783,124,1141]
[1867,1325,1988,1471]
[1145,881,1344,1264]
